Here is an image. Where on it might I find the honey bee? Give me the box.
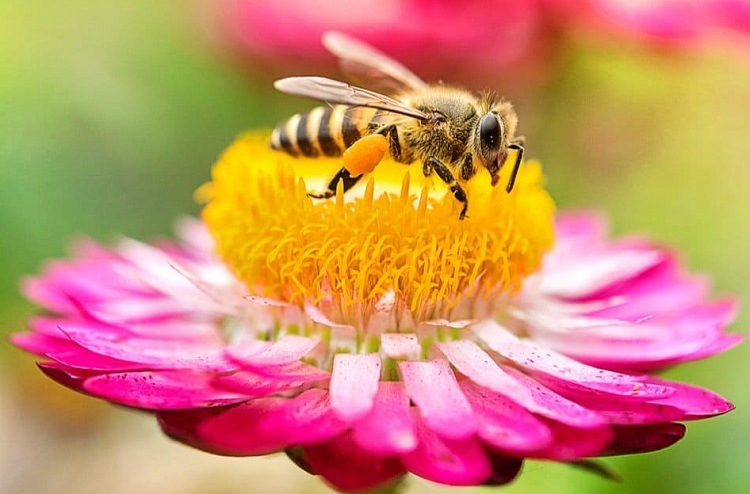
[270,32,525,219]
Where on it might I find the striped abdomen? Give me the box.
[270,105,387,158]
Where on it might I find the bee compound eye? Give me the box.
[479,114,501,151]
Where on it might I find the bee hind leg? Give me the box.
[424,156,469,220]
[307,167,362,199]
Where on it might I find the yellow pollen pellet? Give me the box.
[343,134,388,177]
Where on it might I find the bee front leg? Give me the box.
[424,156,469,220]
[307,167,362,199]
[506,136,525,193]
[460,153,476,181]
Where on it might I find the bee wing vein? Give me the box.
[322,31,427,93]
[274,76,427,121]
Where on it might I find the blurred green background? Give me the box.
[1,1,749,493]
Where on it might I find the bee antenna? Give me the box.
[479,90,498,109]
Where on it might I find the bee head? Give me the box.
[477,112,506,185]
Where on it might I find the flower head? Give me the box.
[207,0,750,91]
[13,136,741,492]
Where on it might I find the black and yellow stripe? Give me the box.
[270,105,387,158]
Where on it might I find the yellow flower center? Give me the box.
[199,134,554,318]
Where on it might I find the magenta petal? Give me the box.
[672,333,744,365]
[227,335,321,367]
[589,257,710,321]
[460,380,553,454]
[540,247,663,298]
[329,354,381,421]
[12,330,151,372]
[401,415,492,486]
[37,362,93,393]
[381,333,421,359]
[10,332,70,356]
[212,370,319,397]
[187,389,347,456]
[157,407,231,453]
[603,423,686,456]
[399,359,477,440]
[241,359,331,382]
[303,434,405,492]
[351,382,418,455]
[437,340,530,399]
[474,321,667,397]
[502,367,608,429]
[552,389,687,425]
[533,420,613,460]
[60,322,234,371]
[647,379,735,418]
[540,298,741,372]
[82,371,248,409]
[554,212,607,246]
[484,453,524,486]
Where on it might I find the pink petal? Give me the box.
[484,453,524,486]
[540,247,663,298]
[83,371,248,409]
[502,367,608,429]
[437,340,530,399]
[37,362,94,393]
[60,322,234,372]
[174,216,216,255]
[81,297,203,324]
[303,434,405,492]
[399,359,477,440]
[27,317,70,337]
[227,335,320,367]
[212,370,322,397]
[160,389,346,456]
[437,339,604,429]
[11,332,74,357]
[588,257,710,321]
[537,299,742,371]
[647,379,735,418]
[532,420,613,460]
[473,320,666,397]
[329,354,381,421]
[666,333,744,366]
[381,333,421,359]
[554,212,607,247]
[351,382,418,455]
[460,380,553,454]
[401,415,492,486]
[12,332,146,371]
[247,360,331,381]
[157,407,229,453]
[551,388,687,425]
[304,301,355,329]
[110,318,221,340]
[603,423,686,456]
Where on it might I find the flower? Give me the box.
[13,136,740,492]
[206,0,750,91]
[593,0,750,46]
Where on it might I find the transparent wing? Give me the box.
[322,31,427,94]
[274,76,428,121]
